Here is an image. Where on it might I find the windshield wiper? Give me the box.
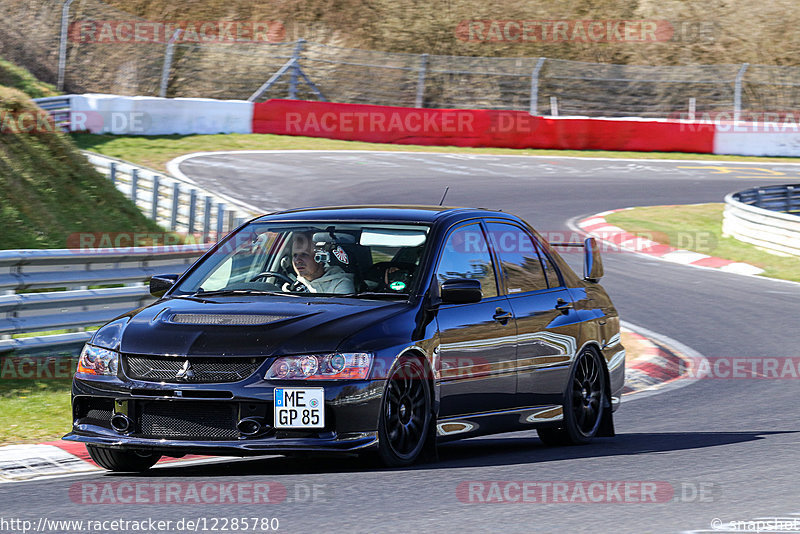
[342,292,408,299]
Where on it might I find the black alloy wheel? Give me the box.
[538,348,606,446]
[377,357,431,467]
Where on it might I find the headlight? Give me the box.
[77,344,119,376]
[266,353,372,380]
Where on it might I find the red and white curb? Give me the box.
[0,440,213,483]
[621,327,690,395]
[578,208,764,276]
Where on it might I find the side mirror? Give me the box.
[149,274,180,298]
[440,278,482,304]
[583,237,604,282]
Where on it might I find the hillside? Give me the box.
[0,85,162,249]
[0,57,59,99]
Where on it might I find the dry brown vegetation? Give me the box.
[105,0,800,65]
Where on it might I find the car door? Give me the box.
[486,221,581,408]
[434,222,518,417]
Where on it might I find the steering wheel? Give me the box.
[250,271,295,285]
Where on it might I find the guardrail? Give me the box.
[0,244,210,359]
[722,184,800,257]
[81,152,260,235]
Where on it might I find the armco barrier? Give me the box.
[722,184,800,256]
[0,244,210,358]
[251,100,717,153]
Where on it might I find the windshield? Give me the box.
[174,222,430,298]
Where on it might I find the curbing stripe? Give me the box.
[579,208,764,275]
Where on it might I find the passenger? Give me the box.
[290,232,355,294]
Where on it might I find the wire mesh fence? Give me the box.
[3,0,800,117]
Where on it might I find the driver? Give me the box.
[290,232,355,294]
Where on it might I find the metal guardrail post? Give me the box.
[216,203,226,239]
[57,0,75,91]
[529,57,546,116]
[734,63,749,122]
[416,54,429,109]
[288,38,306,100]
[151,175,160,220]
[130,169,139,205]
[188,189,197,234]
[159,29,183,98]
[109,162,116,184]
[170,182,180,231]
[202,196,212,240]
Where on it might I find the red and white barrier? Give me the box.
[60,94,800,157]
[251,100,716,153]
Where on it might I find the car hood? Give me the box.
[111,295,410,357]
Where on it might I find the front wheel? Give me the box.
[86,444,161,472]
[376,357,431,467]
[537,348,606,446]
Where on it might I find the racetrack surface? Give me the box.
[5,153,799,534]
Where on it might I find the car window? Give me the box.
[486,222,547,294]
[537,245,562,288]
[435,223,498,298]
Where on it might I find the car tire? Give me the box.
[537,348,606,446]
[376,357,432,467]
[86,444,161,472]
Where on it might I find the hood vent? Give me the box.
[169,313,292,326]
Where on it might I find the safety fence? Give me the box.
[722,184,800,257]
[4,0,800,118]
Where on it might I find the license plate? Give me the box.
[273,388,324,428]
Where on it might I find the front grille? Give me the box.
[123,354,266,383]
[137,401,238,440]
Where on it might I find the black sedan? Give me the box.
[64,206,625,471]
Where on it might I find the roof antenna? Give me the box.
[438,186,450,206]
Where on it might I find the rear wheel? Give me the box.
[537,348,606,446]
[376,357,431,467]
[86,444,161,472]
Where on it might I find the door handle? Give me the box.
[493,308,513,324]
[555,298,573,314]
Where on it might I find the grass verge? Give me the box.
[0,378,72,445]
[606,203,800,282]
[71,133,800,174]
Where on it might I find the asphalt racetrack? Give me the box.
[5,152,800,534]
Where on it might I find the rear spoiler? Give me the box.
[549,237,604,282]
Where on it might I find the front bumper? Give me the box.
[66,375,384,456]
